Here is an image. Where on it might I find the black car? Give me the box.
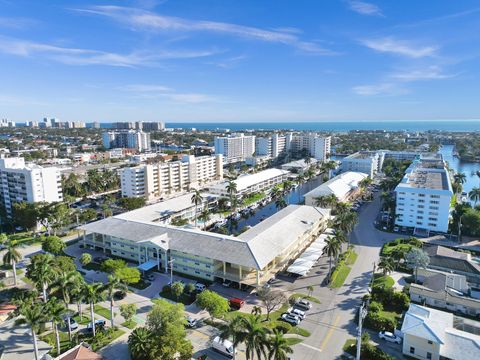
[87,319,106,332]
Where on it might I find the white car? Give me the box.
[185,317,198,328]
[287,307,306,320]
[294,299,312,311]
[378,331,402,344]
[281,313,301,325]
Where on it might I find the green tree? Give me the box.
[115,267,141,284]
[461,208,480,236]
[405,248,430,283]
[26,253,56,302]
[12,201,39,231]
[102,258,127,273]
[469,187,480,206]
[219,315,246,360]
[196,290,230,318]
[119,197,146,211]
[322,236,341,281]
[275,197,287,210]
[242,315,270,360]
[105,275,127,328]
[171,281,185,301]
[314,194,337,208]
[79,208,98,223]
[226,180,238,211]
[378,257,395,275]
[2,239,22,286]
[80,253,92,266]
[128,327,154,360]
[45,297,66,356]
[268,329,293,360]
[191,189,203,228]
[121,303,137,324]
[41,235,66,255]
[16,300,47,360]
[83,282,106,337]
[199,208,211,230]
[53,270,79,340]
[40,202,71,235]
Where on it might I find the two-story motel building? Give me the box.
[78,205,330,287]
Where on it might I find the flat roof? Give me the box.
[115,192,218,223]
[399,168,450,191]
[281,158,317,168]
[344,152,375,159]
[211,168,290,192]
[79,204,329,270]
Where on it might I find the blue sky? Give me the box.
[1,0,479,123]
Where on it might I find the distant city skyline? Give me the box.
[1,0,480,122]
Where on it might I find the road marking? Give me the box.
[320,314,340,351]
[190,329,211,340]
[299,342,322,352]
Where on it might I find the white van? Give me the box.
[212,336,235,358]
[195,283,207,292]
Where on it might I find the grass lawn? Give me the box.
[94,305,112,319]
[329,264,352,288]
[373,274,394,289]
[79,328,125,351]
[243,192,266,206]
[343,338,356,355]
[290,327,311,337]
[159,289,196,305]
[40,331,72,356]
[73,313,91,325]
[379,310,401,323]
[128,279,150,290]
[289,293,321,304]
[345,250,358,265]
[121,320,137,329]
[286,337,303,346]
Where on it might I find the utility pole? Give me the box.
[168,258,175,285]
[356,300,369,360]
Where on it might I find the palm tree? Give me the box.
[45,297,66,356]
[270,187,282,199]
[30,253,56,303]
[454,172,467,185]
[314,194,337,208]
[378,257,395,275]
[268,330,293,360]
[322,236,341,281]
[219,316,246,360]
[295,174,305,185]
[358,177,373,189]
[199,209,211,230]
[307,285,314,297]
[128,327,154,360]
[2,239,22,286]
[242,315,270,360]
[70,276,86,321]
[281,181,293,194]
[469,187,480,206]
[275,197,287,210]
[17,301,46,360]
[226,180,238,211]
[83,282,106,337]
[104,275,127,328]
[53,270,79,340]
[191,189,203,228]
[334,211,358,242]
[251,306,262,316]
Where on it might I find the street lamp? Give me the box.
[168,258,175,285]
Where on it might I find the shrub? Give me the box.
[368,301,383,313]
[266,320,292,334]
[391,291,410,311]
[364,312,396,332]
[162,285,171,294]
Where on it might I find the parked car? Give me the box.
[378,331,402,344]
[195,283,207,292]
[87,319,106,332]
[222,279,232,287]
[212,336,235,358]
[185,316,198,328]
[294,299,312,311]
[287,307,306,320]
[64,317,78,330]
[144,273,155,281]
[94,256,108,263]
[229,298,245,310]
[281,313,301,325]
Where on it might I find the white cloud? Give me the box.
[390,66,455,81]
[348,1,383,17]
[352,83,407,96]
[75,5,336,55]
[361,37,437,58]
[0,16,37,29]
[0,36,217,67]
[118,83,216,103]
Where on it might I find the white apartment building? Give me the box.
[209,168,289,197]
[286,133,331,161]
[214,133,255,163]
[121,154,223,200]
[0,157,62,216]
[394,155,453,234]
[255,134,287,158]
[0,118,15,127]
[340,151,381,178]
[102,131,151,152]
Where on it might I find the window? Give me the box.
[429,217,437,221]
[417,221,422,225]
[428,223,436,227]
[418,199,425,203]
[417,216,423,219]
[430,206,439,210]
[427,352,432,360]
[430,195,440,199]
[428,341,433,345]
[431,200,440,204]
[418,194,425,197]
[418,205,424,208]
[410,347,415,354]
[418,211,424,214]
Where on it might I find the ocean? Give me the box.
[160,120,480,132]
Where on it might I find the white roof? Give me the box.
[401,304,480,359]
[211,168,290,192]
[286,231,328,276]
[304,172,367,200]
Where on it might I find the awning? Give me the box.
[137,260,157,271]
[286,231,329,276]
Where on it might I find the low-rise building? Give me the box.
[401,304,480,360]
[410,268,480,317]
[304,171,367,205]
[79,205,330,287]
[280,158,318,174]
[121,154,223,200]
[394,155,453,234]
[340,151,381,178]
[209,168,289,197]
